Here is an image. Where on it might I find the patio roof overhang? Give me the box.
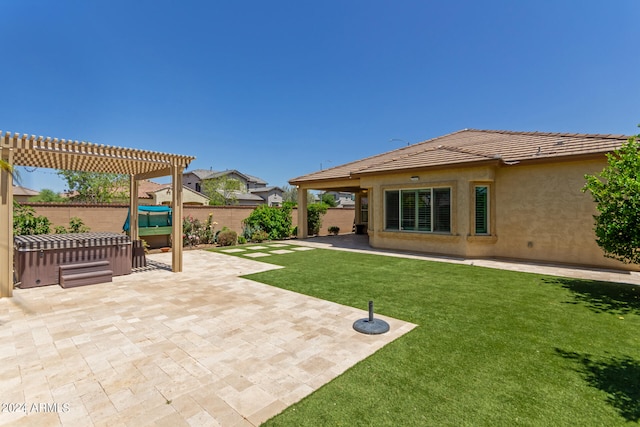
[1,131,196,298]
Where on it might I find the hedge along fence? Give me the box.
[24,203,356,238]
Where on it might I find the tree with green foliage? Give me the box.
[57,170,128,203]
[13,202,51,235]
[307,202,328,236]
[282,185,318,205]
[29,188,66,202]
[202,176,244,206]
[321,192,337,207]
[583,132,640,264]
[243,203,294,240]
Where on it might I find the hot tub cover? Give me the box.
[14,232,131,251]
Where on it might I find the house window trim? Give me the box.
[384,185,453,234]
[470,182,494,237]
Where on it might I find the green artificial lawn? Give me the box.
[210,246,640,426]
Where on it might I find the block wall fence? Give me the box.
[24,203,356,239]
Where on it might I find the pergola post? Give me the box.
[129,175,139,240]
[171,164,183,272]
[0,146,14,297]
[297,187,308,238]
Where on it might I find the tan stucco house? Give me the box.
[290,129,635,271]
[137,179,209,206]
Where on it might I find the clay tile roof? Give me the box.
[137,179,169,199]
[12,185,40,197]
[289,129,631,184]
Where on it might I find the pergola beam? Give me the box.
[135,167,173,181]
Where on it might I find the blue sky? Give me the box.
[2,1,639,192]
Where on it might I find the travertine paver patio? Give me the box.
[0,250,415,426]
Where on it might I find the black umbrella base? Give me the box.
[353,318,390,335]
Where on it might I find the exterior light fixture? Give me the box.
[410,176,419,182]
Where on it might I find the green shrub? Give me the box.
[68,217,90,233]
[217,229,237,246]
[13,202,51,236]
[243,203,293,240]
[251,230,269,242]
[238,235,247,244]
[183,214,218,246]
[242,224,261,241]
[328,226,340,235]
[53,217,90,234]
[307,203,328,235]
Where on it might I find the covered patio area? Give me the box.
[1,131,195,297]
[292,179,368,239]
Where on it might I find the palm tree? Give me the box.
[0,159,20,183]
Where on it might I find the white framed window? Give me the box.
[385,188,451,232]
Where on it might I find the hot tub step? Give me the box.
[59,261,113,288]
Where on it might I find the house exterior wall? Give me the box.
[258,189,283,206]
[492,158,614,267]
[362,157,635,271]
[364,165,493,258]
[183,172,201,192]
[150,189,209,206]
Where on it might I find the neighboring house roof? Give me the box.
[187,168,268,185]
[230,191,265,202]
[290,129,631,184]
[249,186,283,194]
[187,169,217,180]
[12,185,40,197]
[243,173,267,185]
[137,179,168,199]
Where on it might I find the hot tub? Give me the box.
[14,232,132,288]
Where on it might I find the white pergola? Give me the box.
[0,131,195,298]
